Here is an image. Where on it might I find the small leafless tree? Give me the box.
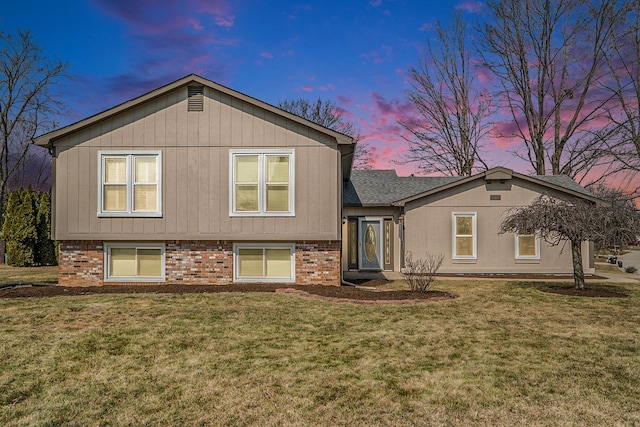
[0,29,66,216]
[402,251,445,293]
[400,11,492,176]
[499,195,640,289]
[478,0,626,178]
[278,97,372,169]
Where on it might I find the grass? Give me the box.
[0,265,57,285]
[1,280,640,426]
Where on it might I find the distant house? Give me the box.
[35,75,599,286]
[34,75,354,285]
[342,167,599,276]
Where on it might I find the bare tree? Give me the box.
[478,0,625,178]
[400,11,492,176]
[278,97,372,169]
[595,0,640,174]
[0,29,66,216]
[499,195,640,289]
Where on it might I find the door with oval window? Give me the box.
[359,219,382,270]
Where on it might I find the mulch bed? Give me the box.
[0,281,457,303]
[540,286,629,298]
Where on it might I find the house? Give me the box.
[342,167,600,276]
[34,74,355,286]
[35,74,599,286]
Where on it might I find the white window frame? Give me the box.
[233,243,296,283]
[452,212,477,260]
[229,149,295,217]
[98,151,162,217]
[515,233,541,260]
[104,242,166,282]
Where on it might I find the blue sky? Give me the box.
[3,0,516,175]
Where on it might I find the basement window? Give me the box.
[104,243,165,282]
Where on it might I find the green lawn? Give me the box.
[1,280,639,426]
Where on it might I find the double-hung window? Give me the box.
[233,243,295,282]
[452,212,477,260]
[230,150,294,216]
[104,243,165,281]
[99,151,162,217]
[515,233,540,260]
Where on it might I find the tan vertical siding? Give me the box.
[53,86,342,241]
[403,179,587,274]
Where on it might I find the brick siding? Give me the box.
[57,240,341,286]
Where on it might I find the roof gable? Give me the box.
[345,167,600,207]
[33,74,354,149]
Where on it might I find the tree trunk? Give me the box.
[571,240,585,290]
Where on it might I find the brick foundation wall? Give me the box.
[58,240,341,286]
[165,241,233,285]
[59,241,104,286]
[296,241,341,286]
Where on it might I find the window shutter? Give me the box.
[187,86,204,111]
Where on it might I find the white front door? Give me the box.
[359,219,383,270]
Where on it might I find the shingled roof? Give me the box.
[344,168,599,207]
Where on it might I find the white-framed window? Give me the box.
[229,150,294,216]
[98,151,162,217]
[104,243,165,282]
[233,243,295,282]
[515,233,540,260]
[452,212,477,260]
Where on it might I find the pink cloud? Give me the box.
[260,52,274,58]
[215,15,235,28]
[336,95,352,107]
[456,1,484,13]
[300,85,313,92]
[361,51,384,64]
[369,0,382,6]
[318,83,335,91]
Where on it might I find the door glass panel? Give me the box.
[364,225,377,262]
[348,219,358,269]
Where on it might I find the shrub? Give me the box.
[625,266,637,274]
[402,252,444,293]
[2,188,37,266]
[36,191,57,265]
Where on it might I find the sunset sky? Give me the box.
[3,0,556,176]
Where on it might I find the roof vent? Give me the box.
[187,86,204,111]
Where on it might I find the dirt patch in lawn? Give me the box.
[0,281,456,303]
